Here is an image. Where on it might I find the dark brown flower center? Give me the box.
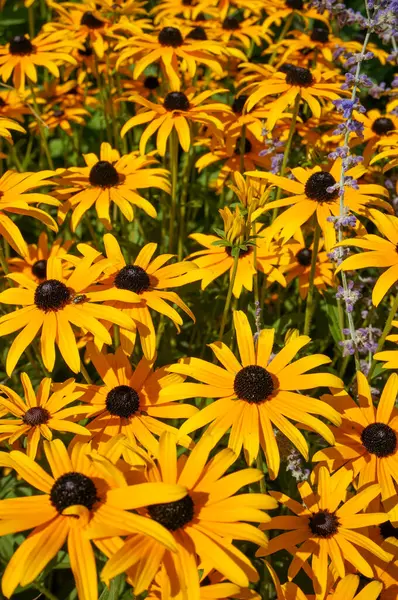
[89,160,119,188]
[106,385,140,418]
[305,171,339,203]
[187,26,207,40]
[311,27,329,43]
[23,406,50,426]
[285,0,304,9]
[361,422,397,457]
[222,16,240,30]
[50,472,99,513]
[114,265,151,294]
[9,35,34,56]
[0,98,6,108]
[234,137,252,155]
[234,365,274,403]
[148,495,194,530]
[144,75,160,90]
[296,248,312,266]
[158,27,184,47]
[371,117,395,136]
[32,259,47,280]
[309,510,339,537]
[78,45,93,57]
[232,95,248,114]
[53,109,65,118]
[34,279,71,312]
[380,520,398,540]
[286,66,314,86]
[164,91,190,112]
[80,11,105,29]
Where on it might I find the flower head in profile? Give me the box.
[75,343,197,455]
[283,238,335,299]
[0,373,94,458]
[336,210,398,306]
[313,372,398,520]
[164,310,343,476]
[56,142,169,230]
[0,438,185,600]
[0,31,78,91]
[246,162,391,251]
[8,232,73,282]
[101,431,277,599]
[29,106,89,137]
[0,251,137,374]
[0,170,59,256]
[259,466,391,598]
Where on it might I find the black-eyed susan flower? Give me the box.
[0,373,94,458]
[209,14,270,50]
[283,238,334,299]
[259,466,392,598]
[351,108,398,165]
[45,2,113,59]
[0,438,186,600]
[152,0,215,23]
[186,212,289,297]
[56,142,169,230]
[0,253,137,375]
[29,106,89,137]
[262,0,330,29]
[7,232,73,282]
[0,169,59,256]
[101,431,277,598]
[0,31,78,91]
[0,87,29,122]
[246,162,392,251]
[196,131,270,191]
[164,310,343,476]
[336,210,398,306]
[240,64,345,130]
[121,89,230,156]
[115,26,225,90]
[313,372,398,521]
[91,233,199,359]
[74,343,197,455]
[314,574,383,600]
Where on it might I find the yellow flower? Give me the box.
[0,439,185,600]
[0,252,137,374]
[164,310,342,476]
[0,170,58,256]
[0,31,78,91]
[74,342,197,455]
[0,373,94,458]
[259,466,392,598]
[101,431,277,598]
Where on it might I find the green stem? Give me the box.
[28,84,54,170]
[304,223,321,336]
[367,294,398,381]
[168,129,179,253]
[256,449,266,494]
[28,6,35,38]
[0,243,9,275]
[33,584,59,600]
[80,361,92,384]
[269,13,294,66]
[219,250,240,340]
[178,132,195,261]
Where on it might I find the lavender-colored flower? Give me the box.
[336,280,361,312]
[327,213,357,230]
[327,246,351,265]
[270,154,284,174]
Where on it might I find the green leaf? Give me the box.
[323,292,343,347]
[212,227,225,238]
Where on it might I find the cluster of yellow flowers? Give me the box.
[0,0,397,599]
